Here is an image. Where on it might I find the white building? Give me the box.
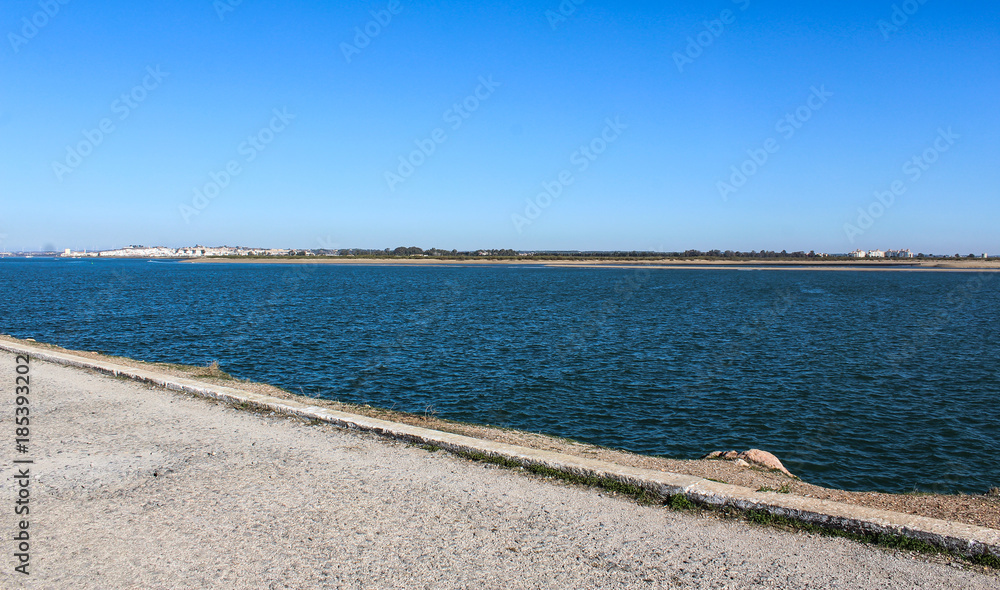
[885,249,914,259]
[848,249,866,258]
[59,249,97,257]
[99,246,178,257]
[867,249,886,258]
[63,245,292,258]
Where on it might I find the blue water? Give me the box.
[1,258,997,494]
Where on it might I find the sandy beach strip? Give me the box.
[2,350,997,588]
[178,257,1000,271]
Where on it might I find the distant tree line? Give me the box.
[329,247,520,258]
[230,248,991,261]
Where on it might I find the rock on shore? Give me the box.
[704,448,795,478]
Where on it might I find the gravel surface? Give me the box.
[2,352,997,589]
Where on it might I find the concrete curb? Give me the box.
[4,340,998,561]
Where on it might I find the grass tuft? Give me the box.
[448,449,999,570]
[669,495,695,510]
[757,484,792,494]
[971,553,1000,569]
[455,450,662,504]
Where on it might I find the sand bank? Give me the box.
[181,257,1000,271]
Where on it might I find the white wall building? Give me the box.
[62,245,292,258]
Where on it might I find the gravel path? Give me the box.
[2,352,996,589]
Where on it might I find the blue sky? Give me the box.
[1,0,997,254]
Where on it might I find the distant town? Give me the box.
[847,249,913,259]
[7,245,983,260]
[57,245,293,258]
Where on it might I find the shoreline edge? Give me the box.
[1,337,997,563]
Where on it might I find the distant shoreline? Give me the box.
[179,257,1000,271]
[11,255,998,271]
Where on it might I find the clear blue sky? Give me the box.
[1,0,997,254]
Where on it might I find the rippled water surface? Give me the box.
[1,258,997,493]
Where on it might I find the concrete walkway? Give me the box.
[2,351,997,589]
